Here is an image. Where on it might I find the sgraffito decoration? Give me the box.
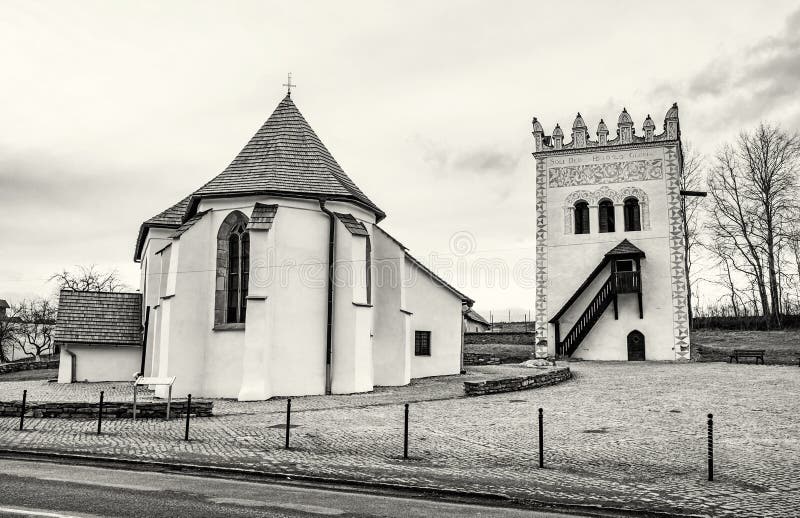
[549,159,663,188]
[664,145,690,359]
[535,159,548,343]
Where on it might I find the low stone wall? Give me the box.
[464,367,572,396]
[0,400,213,419]
[464,332,536,345]
[463,352,501,366]
[0,360,59,375]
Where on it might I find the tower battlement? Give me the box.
[532,104,680,153]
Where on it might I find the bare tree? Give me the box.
[679,143,705,327]
[707,145,770,320]
[706,124,800,326]
[739,124,800,326]
[0,304,22,363]
[50,265,127,293]
[16,299,57,360]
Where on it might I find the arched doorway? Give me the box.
[627,330,645,361]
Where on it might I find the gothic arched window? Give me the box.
[624,197,642,232]
[598,199,615,233]
[574,201,590,234]
[215,211,250,326]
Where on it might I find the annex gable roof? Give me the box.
[54,290,143,347]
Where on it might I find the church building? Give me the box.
[532,105,690,361]
[58,91,474,399]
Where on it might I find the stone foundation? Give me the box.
[463,367,572,396]
[463,352,501,365]
[0,399,213,419]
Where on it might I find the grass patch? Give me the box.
[464,342,534,363]
[692,329,800,365]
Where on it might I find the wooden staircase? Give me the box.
[557,275,615,357]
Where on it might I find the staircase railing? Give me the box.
[614,271,641,294]
[559,275,615,357]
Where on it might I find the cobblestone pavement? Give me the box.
[1,362,798,517]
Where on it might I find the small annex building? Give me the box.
[55,290,143,382]
[464,309,490,332]
[96,91,476,400]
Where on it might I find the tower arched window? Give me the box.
[574,201,590,234]
[215,211,250,326]
[598,199,615,233]
[624,197,641,232]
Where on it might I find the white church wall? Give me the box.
[238,225,275,400]
[139,230,172,376]
[372,227,411,386]
[331,222,374,394]
[266,200,329,396]
[406,260,462,379]
[59,345,141,382]
[158,214,218,398]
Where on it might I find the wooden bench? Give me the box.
[729,349,765,365]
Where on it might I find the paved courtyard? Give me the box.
[1,362,798,517]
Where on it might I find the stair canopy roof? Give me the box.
[604,239,646,259]
[549,239,645,323]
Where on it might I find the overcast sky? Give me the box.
[1,1,799,317]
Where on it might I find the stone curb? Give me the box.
[0,447,706,518]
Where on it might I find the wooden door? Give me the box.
[627,330,645,361]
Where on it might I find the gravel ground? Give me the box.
[0,362,798,517]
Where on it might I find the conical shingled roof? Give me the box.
[135,94,385,261]
[189,94,383,219]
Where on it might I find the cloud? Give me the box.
[453,150,519,176]
[652,7,800,130]
[687,59,731,97]
[411,135,519,177]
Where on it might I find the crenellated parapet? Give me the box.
[532,103,680,153]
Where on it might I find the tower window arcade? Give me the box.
[574,201,590,234]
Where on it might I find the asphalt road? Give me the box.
[0,458,588,518]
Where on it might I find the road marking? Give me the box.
[210,498,345,515]
[0,506,85,518]
[35,476,161,492]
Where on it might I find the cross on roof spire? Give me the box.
[283,73,296,96]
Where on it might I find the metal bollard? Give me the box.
[403,403,409,459]
[285,399,292,450]
[707,413,714,481]
[97,391,104,435]
[19,390,27,431]
[538,408,544,468]
[184,394,192,441]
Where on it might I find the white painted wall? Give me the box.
[58,345,141,382]
[372,227,411,386]
[406,260,463,379]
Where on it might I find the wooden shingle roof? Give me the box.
[247,203,279,231]
[605,239,646,258]
[55,290,143,347]
[170,209,210,239]
[334,213,369,236]
[135,95,384,261]
[190,95,383,218]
